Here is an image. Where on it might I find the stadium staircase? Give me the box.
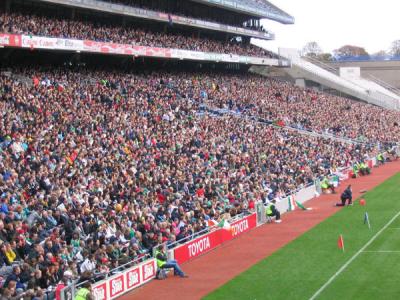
[277,48,400,110]
[303,57,400,98]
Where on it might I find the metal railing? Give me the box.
[280,50,400,110]
[302,55,339,75]
[151,211,252,257]
[366,74,400,97]
[60,254,150,300]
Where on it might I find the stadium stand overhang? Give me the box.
[33,0,275,40]
[190,0,295,24]
[0,33,290,67]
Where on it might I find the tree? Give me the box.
[302,41,322,57]
[389,40,400,56]
[333,45,369,58]
[317,53,333,62]
[372,50,387,57]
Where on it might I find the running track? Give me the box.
[120,160,400,300]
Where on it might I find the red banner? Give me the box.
[126,267,141,289]
[174,213,257,264]
[141,260,156,282]
[224,213,257,241]
[174,229,222,264]
[91,259,156,300]
[109,274,125,298]
[82,40,172,58]
[0,34,22,47]
[92,282,107,300]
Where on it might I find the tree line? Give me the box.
[302,40,400,61]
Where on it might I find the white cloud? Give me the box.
[259,0,400,55]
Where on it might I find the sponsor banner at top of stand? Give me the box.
[172,49,206,61]
[82,40,172,58]
[21,35,83,51]
[1,33,275,65]
[0,34,22,47]
[202,52,241,63]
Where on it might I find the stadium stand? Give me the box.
[0,0,397,299]
[0,10,274,58]
[0,60,395,297]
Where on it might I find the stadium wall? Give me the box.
[328,60,400,90]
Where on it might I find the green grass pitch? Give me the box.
[204,173,400,300]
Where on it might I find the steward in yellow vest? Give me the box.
[74,281,94,300]
[265,200,281,223]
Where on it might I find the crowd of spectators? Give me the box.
[0,65,396,299]
[0,11,274,58]
[102,0,270,34]
[201,74,400,143]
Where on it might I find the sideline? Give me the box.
[362,250,400,253]
[308,210,400,300]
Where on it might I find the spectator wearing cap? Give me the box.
[55,270,73,300]
[176,225,190,243]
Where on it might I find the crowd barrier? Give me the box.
[171,213,257,264]
[60,258,156,300]
[91,259,156,300]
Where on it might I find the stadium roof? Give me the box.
[190,0,295,24]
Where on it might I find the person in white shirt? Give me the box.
[80,254,96,274]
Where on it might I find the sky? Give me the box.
[257,0,400,55]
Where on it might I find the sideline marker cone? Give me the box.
[337,234,345,252]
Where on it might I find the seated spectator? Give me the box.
[79,254,96,275]
[155,245,188,278]
[321,175,336,194]
[3,266,24,292]
[0,63,397,289]
[265,199,281,223]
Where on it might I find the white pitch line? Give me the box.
[363,250,400,253]
[309,210,400,300]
